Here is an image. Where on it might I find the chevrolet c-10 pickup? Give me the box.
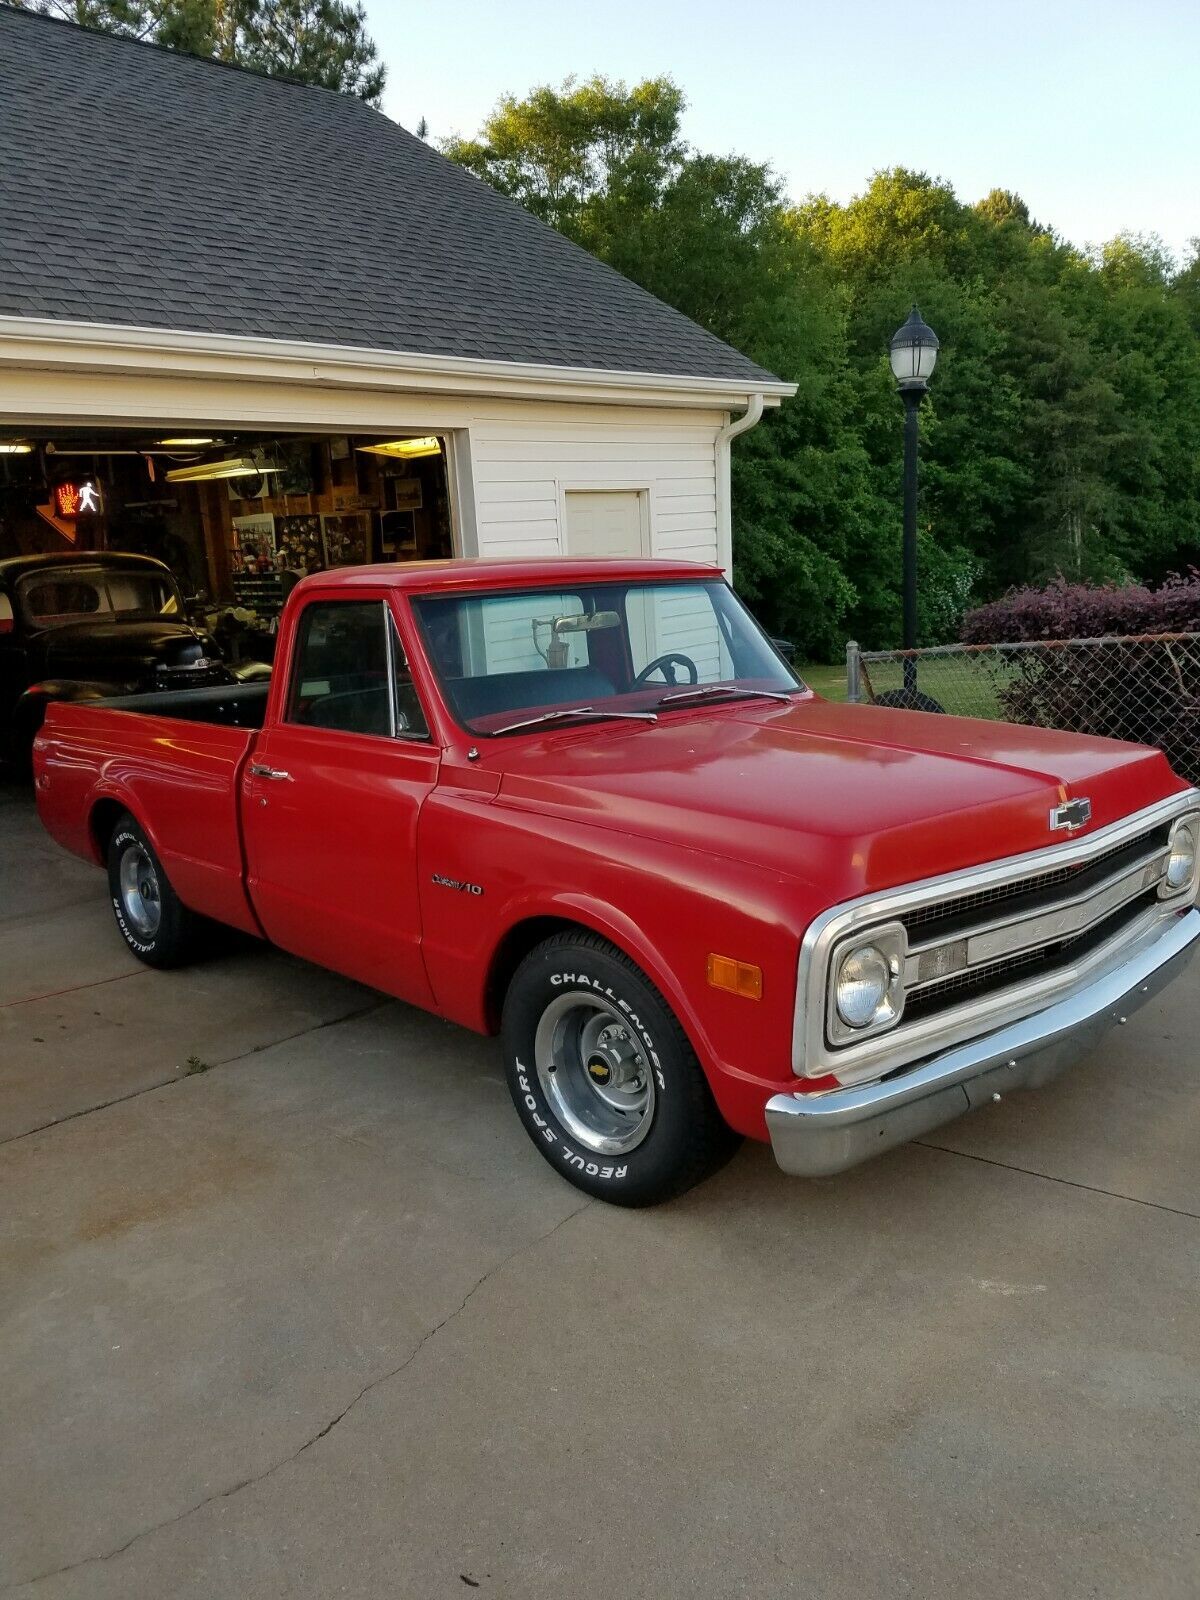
[33,557,1200,1205]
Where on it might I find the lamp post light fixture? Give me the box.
[889,304,939,693]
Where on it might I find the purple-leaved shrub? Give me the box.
[957,574,1200,782]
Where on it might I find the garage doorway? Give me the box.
[564,489,649,559]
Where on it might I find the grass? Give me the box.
[800,655,1010,720]
[799,661,847,701]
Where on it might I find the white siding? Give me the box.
[628,582,732,681]
[0,362,731,572]
[472,589,591,675]
[468,406,723,566]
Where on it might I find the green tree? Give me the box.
[9,0,152,29]
[444,76,875,655]
[792,168,1200,634]
[232,1,384,101]
[9,0,386,102]
[443,76,686,238]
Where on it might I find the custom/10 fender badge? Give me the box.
[431,873,484,896]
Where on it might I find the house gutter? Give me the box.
[714,392,765,577]
[0,315,796,412]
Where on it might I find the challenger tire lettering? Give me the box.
[110,829,156,955]
[514,1056,627,1178]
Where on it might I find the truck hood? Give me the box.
[492,696,1187,899]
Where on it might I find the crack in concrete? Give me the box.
[8,1199,592,1593]
[917,1139,1200,1221]
[0,998,390,1151]
[1,969,150,1011]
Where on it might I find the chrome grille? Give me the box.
[900,823,1171,942]
[902,892,1158,1024]
[156,663,230,689]
[795,793,1200,1086]
[895,824,1170,1031]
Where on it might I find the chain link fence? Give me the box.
[845,633,1200,786]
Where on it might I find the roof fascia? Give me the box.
[0,315,796,409]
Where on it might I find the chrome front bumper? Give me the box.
[766,908,1200,1178]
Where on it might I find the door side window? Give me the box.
[287,601,430,740]
[288,602,394,737]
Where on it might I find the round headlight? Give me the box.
[1165,824,1196,892]
[835,944,893,1029]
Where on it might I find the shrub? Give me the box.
[958,575,1200,782]
[960,572,1200,644]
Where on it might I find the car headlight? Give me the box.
[1164,821,1197,895]
[830,922,906,1038]
[836,945,892,1026]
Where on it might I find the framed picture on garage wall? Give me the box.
[276,513,324,574]
[231,512,276,574]
[388,477,423,512]
[321,512,374,568]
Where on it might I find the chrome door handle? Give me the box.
[249,763,293,782]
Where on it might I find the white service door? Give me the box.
[565,490,648,558]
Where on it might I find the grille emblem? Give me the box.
[1050,797,1092,833]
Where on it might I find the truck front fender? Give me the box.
[417,792,818,1141]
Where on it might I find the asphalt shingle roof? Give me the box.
[0,8,779,386]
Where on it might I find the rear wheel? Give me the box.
[106,813,200,968]
[501,932,739,1206]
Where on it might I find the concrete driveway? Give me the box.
[3,778,1199,1600]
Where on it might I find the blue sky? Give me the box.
[363,0,1198,263]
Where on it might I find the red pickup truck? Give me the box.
[34,558,1200,1204]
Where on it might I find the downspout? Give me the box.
[714,392,764,579]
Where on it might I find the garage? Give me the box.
[0,9,792,626]
[1,426,455,659]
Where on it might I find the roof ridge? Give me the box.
[0,2,385,111]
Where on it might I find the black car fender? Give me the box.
[16,678,129,734]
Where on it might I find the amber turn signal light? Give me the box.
[706,953,763,1000]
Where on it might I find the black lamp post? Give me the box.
[889,305,939,692]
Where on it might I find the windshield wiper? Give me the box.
[655,685,797,709]
[491,706,659,735]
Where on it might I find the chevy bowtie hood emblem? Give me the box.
[1050,797,1092,832]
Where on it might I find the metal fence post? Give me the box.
[845,640,861,703]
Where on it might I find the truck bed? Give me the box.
[34,691,265,936]
[95,682,270,728]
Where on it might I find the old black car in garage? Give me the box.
[0,552,234,768]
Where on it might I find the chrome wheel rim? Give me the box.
[118,844,161,938]
[534,991,655,1155]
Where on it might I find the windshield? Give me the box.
[412,579,804,735]
[16,567,180,628]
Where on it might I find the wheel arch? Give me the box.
[483,914,584,1033]
[481,901,715,1076]
[89,795,134,865]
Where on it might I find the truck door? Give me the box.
[242,594,438,1007]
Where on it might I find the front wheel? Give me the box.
[106,813,200,968]
[501,933,739,1206]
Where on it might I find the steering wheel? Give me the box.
[632,652,700,689]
